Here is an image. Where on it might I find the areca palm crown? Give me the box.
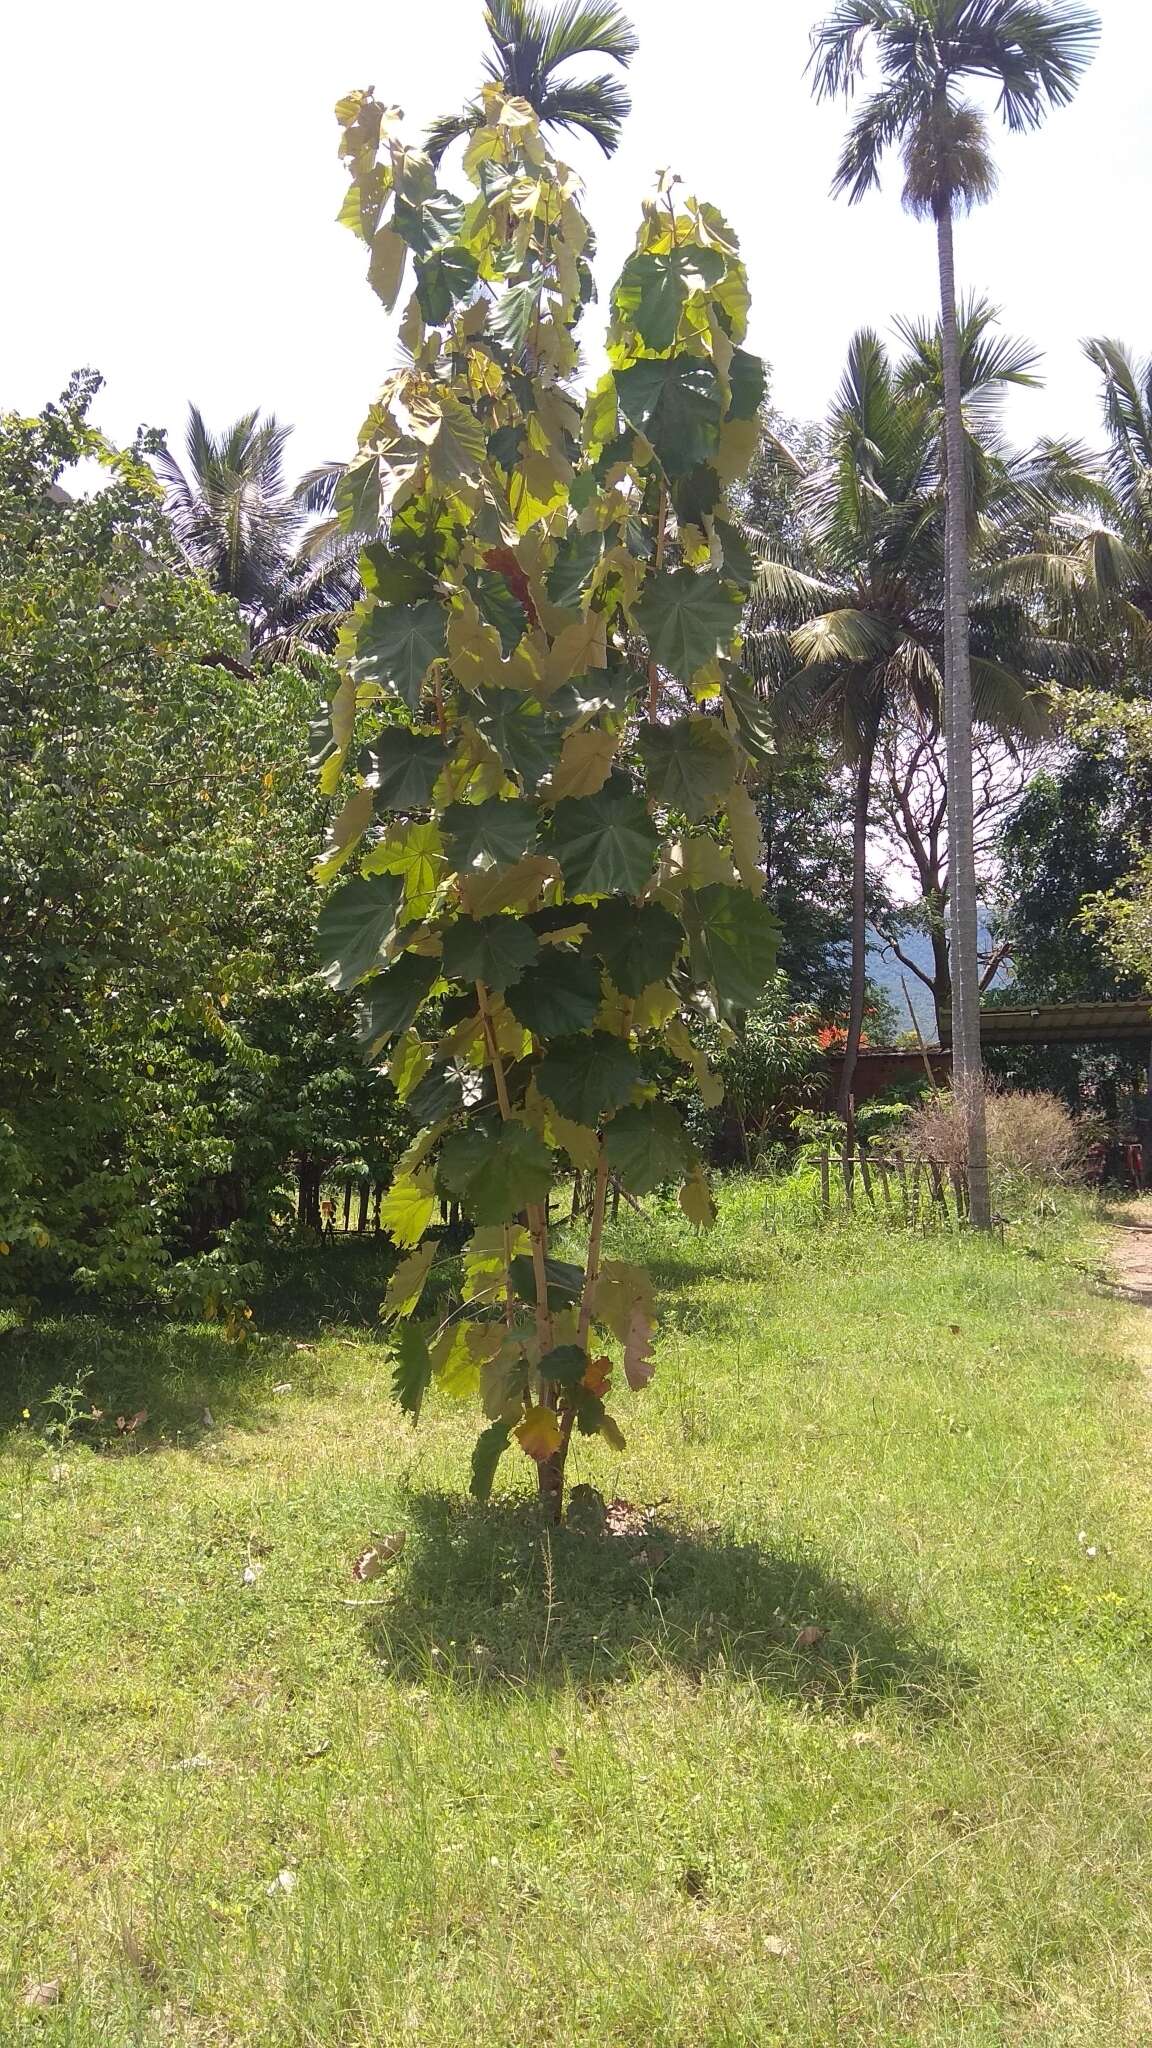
[427,0,637,164]
[153,409,359,664]
[747,317,1084,1126]
[991,339,1152,643]
[809,0,1099,1226]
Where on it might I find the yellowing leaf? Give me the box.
[623,1304,656,1391]
[680,1166,718,1230]
[727,783,765,889]
[368,225,408,308]
[593,1260,656,1345]
[314,785,374,882]
[515,1404,562,1462]
[458,855,557,918]
[380,1169,438,1249]
[387,1031,432,1102]
[448,600,505,690]
[382,1239,437,1319]
[550,728,618,801]
[541,612,607,693]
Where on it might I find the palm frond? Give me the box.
[968,656,1049,742]
[947,1,1101,132]
[537,75,632,150]
[791,607,901,666]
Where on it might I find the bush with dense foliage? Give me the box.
[0,378,400,1308]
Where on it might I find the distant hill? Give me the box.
[867,916,1007,1045]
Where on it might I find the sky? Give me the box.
[2,0,1148,481]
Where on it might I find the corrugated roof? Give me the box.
[940,1002,1152,1046]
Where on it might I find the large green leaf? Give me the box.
[603,1102,693,1195]
[392,1325,434,1420]
[509,1263,585,1313]
[491,280,543,352]
[614,356,722,478]
[533,1343,589,1388]
[634,569,743,682]
[405,1063,465,1127]
[357,952,440,1051]
[393,189,464,254]
[362,727,450,811]
[353,600,448,711]
[582,899,684,996]
[361,544,438,604]
[470,1418,512,1502]
[536,1032,641,1125]
[639,716,739,821]
[466,567,527,656]
[547,773,660,897]
[441,796,537,869]
[334,453,381,535]
[546,530,603,607]
[614,245,726,353]
[416,243,480,324]
[614,251,688,352]
[682,883,779,1013]
[505,952,603,1038]
[475,688,563,790]
[441,915,539,993]
[317,873,404,991]
[722,672,776,764]
[727,348,767,420]
[437,1119,553,1224]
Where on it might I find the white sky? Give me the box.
[2,0,1147,479]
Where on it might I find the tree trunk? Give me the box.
[297,1161,322,1234]
[929,895,952,1038]
[836,719,879,1137]
[935,197,991,1229]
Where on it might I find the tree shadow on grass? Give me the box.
[361,1489,975,1718]
[0,1310,341,1449]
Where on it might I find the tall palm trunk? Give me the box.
[837,715,879,1134]
[935,196,991,1228]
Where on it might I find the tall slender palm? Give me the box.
[153,409,359,662]
[427,0,637,164]
[992,339,1152,637]
[748,328,1054,1124]
[808,0,1099,1226]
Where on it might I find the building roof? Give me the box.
[940,1001,1152,1047]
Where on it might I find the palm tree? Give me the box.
[808,0,1099,1226]
[427,0,637,164]
[153,409,359,663]
[748,321,1079,1125]
[991,339,1152,638]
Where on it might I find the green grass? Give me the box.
[2,1180,1152,2045]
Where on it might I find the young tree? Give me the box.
[319,88,774,1518]
[808,0,1100,1225]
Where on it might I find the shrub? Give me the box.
[905,1088,1089,1186]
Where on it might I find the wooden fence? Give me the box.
[817,1147,971,1228]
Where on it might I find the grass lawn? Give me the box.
[3,1180,1152,2045]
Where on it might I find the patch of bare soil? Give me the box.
[1108,1199,1152,1326]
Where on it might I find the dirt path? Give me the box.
[1108,1198,1152,1316]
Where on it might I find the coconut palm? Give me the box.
[808,0,1100,1225]
[427,0,637,164]
[747,322,1082,1125]
[153,410,359,663]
